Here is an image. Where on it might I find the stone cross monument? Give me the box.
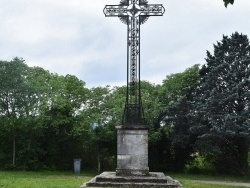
[85,0,183,187]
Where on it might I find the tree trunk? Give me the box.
[97,151,101,174]
[23,132,33,170]
[12,133,16,167]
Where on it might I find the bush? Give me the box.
[185,154,215,174]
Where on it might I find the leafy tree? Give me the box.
[167,65,200,171]
[0,59,68,169]
[140,81,161,127]
[159,64,200,110]
[41,73,88,169]
[81,86,117,172]
[0,58,30,167]
[151,65,200,171]
[107,86,126,126]
[224,0,234,7]
[191,32,250,175]
[17,66,52,169]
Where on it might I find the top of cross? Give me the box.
[104,0,165,25]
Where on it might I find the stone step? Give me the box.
[84,172,183,188]
[86,181,181,188]
[96,175,170,183]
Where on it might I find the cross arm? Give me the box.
[139,4,165,16]
[103,5,128,17]
[104,4,165,17]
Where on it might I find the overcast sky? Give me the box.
[1,0,250,88]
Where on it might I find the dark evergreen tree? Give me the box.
[191,32,250,175]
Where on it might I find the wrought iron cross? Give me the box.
[104,0,165,126]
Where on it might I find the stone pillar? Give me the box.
[116,125,149,176]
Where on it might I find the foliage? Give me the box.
[149,65,200,172]
[185,154,216,174]
[223,0,234,7]
[0,58,90,170]
[40,73,89,170]
[0,34,249,177]
[191,32,250,175]
[0,58,39,168]
[159,64,200,108]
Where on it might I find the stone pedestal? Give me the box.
[84,125,183,188]
[116,125,149,176]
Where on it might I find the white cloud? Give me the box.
[0,0,250,88]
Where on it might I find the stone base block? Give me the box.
[84,171,183,188]
[116,126,149,176]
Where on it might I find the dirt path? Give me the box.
[192,180,250,187]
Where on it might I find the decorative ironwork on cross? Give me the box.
[104,0,165,126]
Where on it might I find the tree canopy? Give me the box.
[0,31,249,175]
[190,32,250,174]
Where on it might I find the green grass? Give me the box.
[0,171,93,188]
[169,173,250,188]
[179,181,246,188]
[0,171,250,188]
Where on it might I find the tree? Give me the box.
[224,0,234,7]
[191,32,250,175]
[0,58,30,167]
[159,64,200,110]
[82,86,116,173]
[41,73,88,170]
[157,65,200,171]
[16,66,52,169]
[0,59,67,169]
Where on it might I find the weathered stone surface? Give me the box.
[116,126,149,176]
[84,172,183,188]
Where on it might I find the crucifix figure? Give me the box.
[104,0,165,126]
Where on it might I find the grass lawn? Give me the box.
[0,171,250,188]
[0,171,93,188]
[169,173,250,188]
